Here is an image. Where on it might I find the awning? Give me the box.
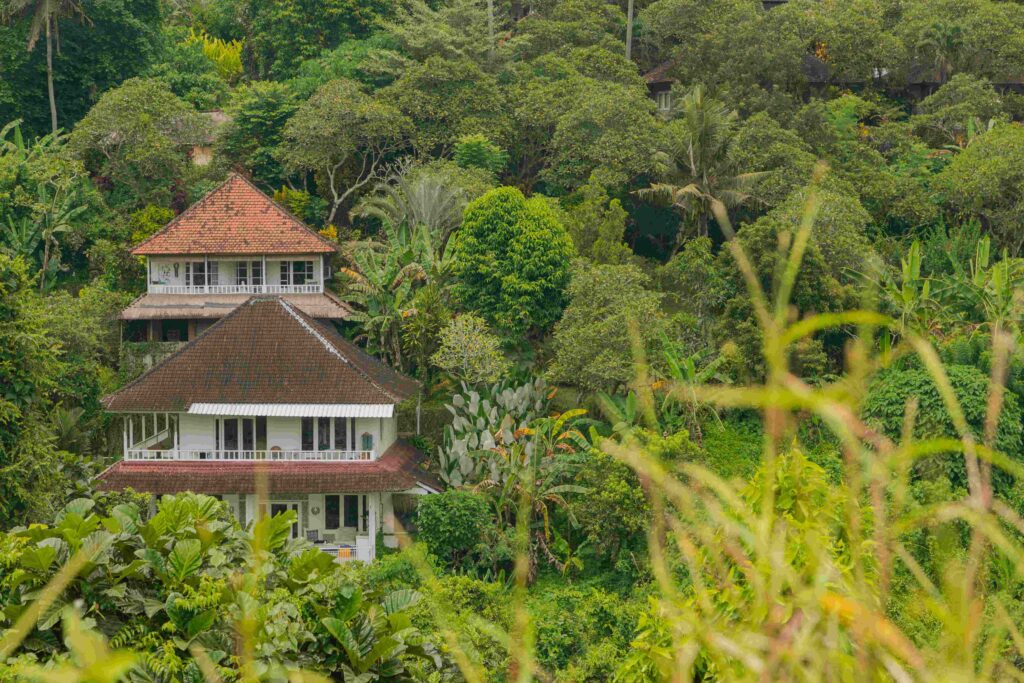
[188,403,394,417]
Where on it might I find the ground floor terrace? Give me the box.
[97,447,441,563]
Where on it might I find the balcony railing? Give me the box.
[125,449,374,462]
[148,283,323,295]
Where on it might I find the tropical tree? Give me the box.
[917,21,964,84]
[431,313,510,385]
[638,85,764,249]
[351,162,469,250]
[452,187,576,337]
[1,0,88,134]
[279,79,410,225]
[34,182,85,291]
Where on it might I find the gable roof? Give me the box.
[103,297,418,412]
[118,291,353,321]
[131,173,338,256]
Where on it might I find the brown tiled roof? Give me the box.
[95,440,443,494]
[643,60,677,85]
[131,173,337,256]
[119,291,353,321]
[103,297,418,411]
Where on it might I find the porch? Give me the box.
[119,411,397,463]
[145,255,329,295]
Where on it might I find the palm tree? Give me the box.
[36,183,86,291]
[1,0,89,134]
[637,85,764,251]
[917,21,964,84]
[350,163,468,251]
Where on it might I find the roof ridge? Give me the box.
[130,172,242,255]
[129,172,338,256]
[277,298,409,402]
[228,173,339,252]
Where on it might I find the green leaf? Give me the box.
[167,539,203,583]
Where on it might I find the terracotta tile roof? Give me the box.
[95,440,443,494]
[103,297,419,411]
[119,291,353,320]
[131,173,338,256]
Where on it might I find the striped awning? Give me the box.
[187,403,394,418]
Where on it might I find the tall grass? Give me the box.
[6,176,1024,681]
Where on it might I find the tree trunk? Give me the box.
[46,19,58,134]
[40,238,50,292]
[486,0,495,61]
[625,0,634,60]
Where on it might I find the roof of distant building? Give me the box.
[131,173,338,256]
[103,297,418,411]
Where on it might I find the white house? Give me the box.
[120,172,351,343]
[100,175,439,563]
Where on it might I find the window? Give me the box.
[224,419,238,450]
[656,91,673,113]
[325,495,340,530]
[256,417,267,450]
[242,418,254,450]
[317,417,331,451]
[214,419,220,450]
[361,432,374,452]
[186,261,205,287]
[280,260,314,286]
[236,261,263,286]
[301,417,314,450]
[186,261,219,286]
[333,417,348,450]
[343,495,359,528]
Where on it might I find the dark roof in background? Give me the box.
[95,441,442,494]
[103,297,418,411]
[131,173,338,256]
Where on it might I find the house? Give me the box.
[121,173,351,347]
[97,296,440,563]
[190,110,231,167]
[643,61,676,115]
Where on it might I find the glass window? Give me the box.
[214,419,220,450]
[256,417,267,450]
[186,261,206,286]
[236,261,248,285]
[292,260,314,285]
[301,417,314,450]
[361,432,373,452]
[279,261,290,286]
[224,419,238,450]
[242,418,254,450]
[333,417,347,450]
[208,261,219,285]
[325,495,340,530]
[251,260,263,286]
[343,495,359,528]
[317,417,331,451]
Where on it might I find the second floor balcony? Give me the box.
[146,256,328,295]
[148,282,323,295]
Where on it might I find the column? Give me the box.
[122,417,128,456]
[367,493,378,562]
[382,493,397,548]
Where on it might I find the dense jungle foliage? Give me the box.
[7,0,1024,679]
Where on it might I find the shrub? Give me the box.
[416,489,492,569]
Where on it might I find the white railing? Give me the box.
[125,449,374,462]
[319,537,373,563]
[148,283,323,295]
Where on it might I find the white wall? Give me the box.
[175,414,396,455]
[146,254,323,290]
[179,414,215,450]
[267,416,300,450]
